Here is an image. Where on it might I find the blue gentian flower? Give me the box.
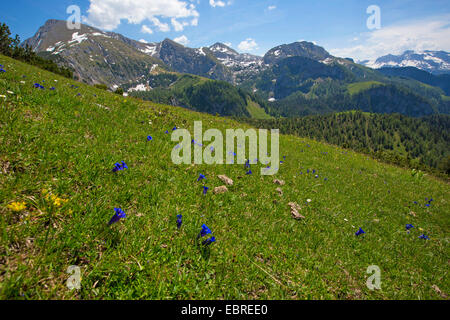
[246,170,252,175]
[406,224,414,231]
[112,161,128,172]
[50,87,55,90]
[245,159,250,169]
[419,234,429,240]
[34,83,44,89]
[413,201,418,205]
[425,204,430,207]
[307,169,310,174]
[165,130,169,134]
[0,68,6,73]
[176,214,182,229]
[108,208,126,225]
[203,186,209,195]
[324,178,328,181]
[172,126,177,131]
[197,224,212,239]
[355,228,365,236]
[202,237,216,246]
[147,136,153,141]
[197,174,206,182]
[112,163,122,172]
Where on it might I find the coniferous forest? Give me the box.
[242,112,450,176]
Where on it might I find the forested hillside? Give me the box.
[242,112,450,175]
[129,74,271,118]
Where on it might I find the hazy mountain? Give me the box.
[378,66,450,96]
[362,50,450,75]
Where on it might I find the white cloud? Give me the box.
[151,17,171,32]
[209,0,231,8]
[141,25,153,34]
[329,15,450,62]
[171,18,189,32]
[83,0,199,31]
[139,39,148,43]
[268,5,276,10]
[238,38,259,52]
[174,35,189,46]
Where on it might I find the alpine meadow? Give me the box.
[0,0,449,303]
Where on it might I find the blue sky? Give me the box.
[1,0,449,61]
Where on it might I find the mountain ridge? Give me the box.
[21,19,450,118]
[361,50,450,75]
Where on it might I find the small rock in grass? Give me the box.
[432,285,447,298]
[218,175,233,186]
[273,179,285,186]
[409,211,417,217]
[276,188,283,196]
[214,186,228,194]
[288,202,305,220]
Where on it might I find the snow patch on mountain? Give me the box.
[69,32,88,45]
[362,50,450,75]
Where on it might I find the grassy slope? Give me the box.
[0,55,449,300]
[246,98,272,120]
[347,81,385,95]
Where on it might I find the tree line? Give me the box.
[240,111,450,176]
[0,22,73,78]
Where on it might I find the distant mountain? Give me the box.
[21,20,450,118]
[208,42,264,83]
[22,20,234,85]
[378,66,450,96]
[263,41,332,65]
[362,50,450,75]
[22,19,166,87]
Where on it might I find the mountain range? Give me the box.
[361,50,450,75]
[22,19,450,118]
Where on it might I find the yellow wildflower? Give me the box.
[53,196,68,207]
[7,201,27,212]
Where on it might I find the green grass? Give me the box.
[348,81,385,95]
[246,98,273,120]
[441,95,450,102]
[0,55,449,300]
